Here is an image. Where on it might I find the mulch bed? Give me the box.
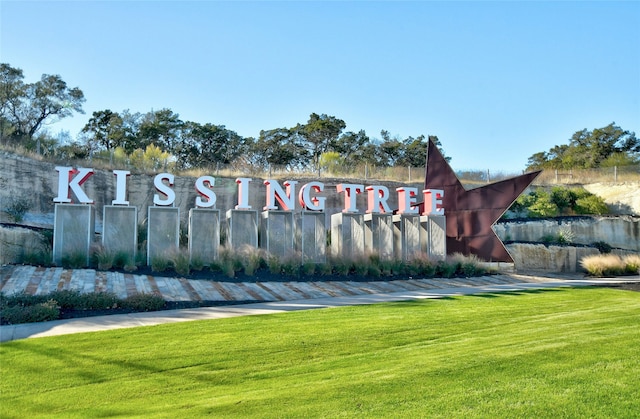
[593,282,640,292]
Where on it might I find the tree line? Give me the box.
[2,63,637,174]
[1,63,447,172]
[526,123,639,170]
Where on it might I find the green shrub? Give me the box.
[511,186,608,218]
[75,292,119,310]
[46,290,83,309]
[0,292,48,308]
[3,195,31,223]
[591,241,612,254]
[574,195,609,215]
[121,294,165,312]
[540,234,556,244]
[0,291,166,325]
[0,300,60,324]
[46,290,119,310]
[550,186,576,214]
[527,190,559,217]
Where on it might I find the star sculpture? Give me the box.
[421,139,541,262]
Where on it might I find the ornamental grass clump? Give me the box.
[317,262,332,276]
[267,255,281,275]
[150,255,170,273]
[169,249,191,276]
[351,257,370,277]
[301,262,316,276]
[280,256,300,277]
[580,254,627,277]
[331,259,350,276]
[623,254,640,274]
[61,252,87,269]
[218,246,241,278]
[92,246,114,271]
[239,247,266,276]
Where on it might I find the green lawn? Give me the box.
[1,287,639,418]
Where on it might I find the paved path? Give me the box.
[1,265,549,303]
[1,265,637,343]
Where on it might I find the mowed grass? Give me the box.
[1,287,639,418]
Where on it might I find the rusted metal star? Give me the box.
[421,139,541,262]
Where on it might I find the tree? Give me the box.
[81,110,126,152]
[300,113,346,168]
[398,135,428,167]
[331,130,371,166]
[318,151,344,174]
[129,144,173,172]
[0,63,24,142]
[178,122,248,169]
[251,127,308,170]
[526,123,639,170]
[0,64,85,144]
[138,108,183,153]
[377,130,404,167]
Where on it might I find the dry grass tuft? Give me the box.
[622,254,640,274]
[580,254,636,277]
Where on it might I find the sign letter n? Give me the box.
[53,166,95,204]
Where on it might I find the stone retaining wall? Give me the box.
[0,225,48,265]
[506,243,636,273]
[496,216,640,252]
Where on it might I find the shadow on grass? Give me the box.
[467,288,570,299]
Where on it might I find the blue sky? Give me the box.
[1,1,638,172]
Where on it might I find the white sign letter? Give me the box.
[396,187,419,214]
[336,183,364,213]
[54,166,95,204]
[195,176,217,208]
[264,180,298,211]
[112,170,130,205]
[299,182,326,211]
[423,189,445,215]
[153,173,175,206]
[235,178,252,210]
[366,185,392,214]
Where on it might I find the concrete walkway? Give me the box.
[1,265,637,343]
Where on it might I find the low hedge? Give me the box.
[0,291,166,325]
